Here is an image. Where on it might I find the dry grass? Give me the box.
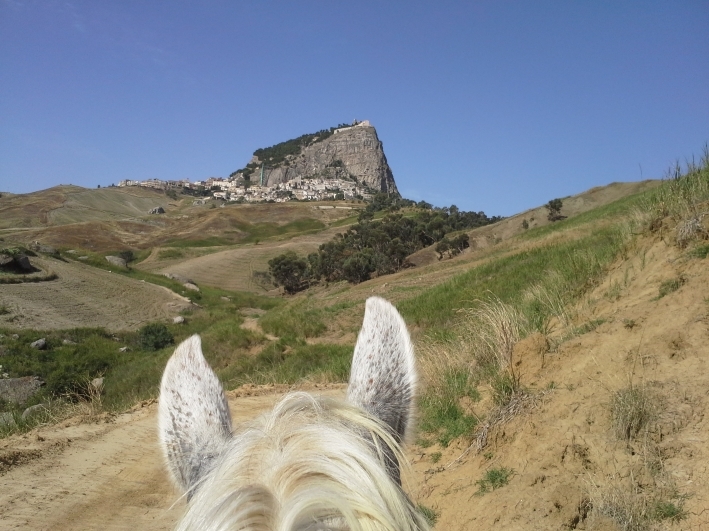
[636,146,709,247]
[610,384,662,441]
[589,472,687,531]
[461,295,525,376]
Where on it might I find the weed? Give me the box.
[605,279,623,301]
[430,452,442,464]
[0,305,10,316]
[574,318,606,336]
[623,319,637,330]
[416,437,433,449]
[610,385,660,441]
[591,481,688,531]
[419,368,479,447]
[483,452,493,460]
[690,243,709,259]
[657,275,686,299]
[465,296,524,379]
[417,504,439,527]
[475,467,513,494]
[652,499,686,522]
[489,370,517,406]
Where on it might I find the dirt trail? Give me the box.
[0,388,345,530]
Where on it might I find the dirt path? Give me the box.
[0,388,345,530]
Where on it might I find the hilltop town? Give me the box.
[116,120,393,203]
[117,174,375,203]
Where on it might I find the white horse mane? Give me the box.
[159,297,429,531]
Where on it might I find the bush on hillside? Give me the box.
[546,198,565,221]
[268,252,310,294]
[267,203,498,289]
[138,323,174,351]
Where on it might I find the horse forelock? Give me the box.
[175,392,428,531]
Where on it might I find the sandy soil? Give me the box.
[0,257,191,331]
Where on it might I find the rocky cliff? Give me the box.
[236,123,398,194]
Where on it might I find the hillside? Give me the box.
[0,186,357,252]
[1,158,707,530]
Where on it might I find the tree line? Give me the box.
[268,194,502,293]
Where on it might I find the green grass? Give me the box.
[163,236,234,248]
[652,500,687,522]
[690,243,709,259]
[475,467,514,494]
[417,504,440,527]
[520,190,649,241]
[329,214,360,228]
[657,276,686,299]
[399,227,625,332]
[218,338,352,387]
[157,248,185,259]
[259,303,327,339]
[234,218,326,244]
[419,369,480,447]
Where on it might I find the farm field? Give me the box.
[0,256,191,331]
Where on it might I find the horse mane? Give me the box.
[176,392,427,531]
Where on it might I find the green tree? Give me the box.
[545,198,564,221]
[268,251,310,294]
[342,250,375,283]
[435,238,451,260]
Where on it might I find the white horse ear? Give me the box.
[158,335,232,496]
[347,297,416,442]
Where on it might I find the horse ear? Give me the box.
[347,297,416,441]
[158,335,232,496]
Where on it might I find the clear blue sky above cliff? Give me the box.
[1,1,707,216]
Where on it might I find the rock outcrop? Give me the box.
[241,122,398,194]
[105,256,127,268]
[0,376,44,404]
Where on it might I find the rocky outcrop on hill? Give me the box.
[0,376,44,404]
[105,256,127,268]
[241,123,398,194]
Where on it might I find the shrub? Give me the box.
[138,323,174,351]
[546,198,564,221]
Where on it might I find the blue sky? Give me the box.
[1,1,707,216]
